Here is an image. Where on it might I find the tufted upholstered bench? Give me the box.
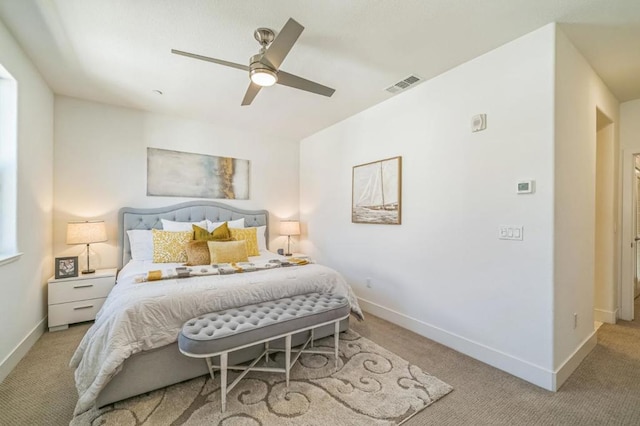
[178,293,350,412]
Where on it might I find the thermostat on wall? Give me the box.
[517,180,534,194]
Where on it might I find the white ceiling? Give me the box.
[1,0,639,140]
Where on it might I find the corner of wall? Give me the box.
[552,22,619,371]
[552,330,597,390]
[0,17,54,383]
[0,317,47,383]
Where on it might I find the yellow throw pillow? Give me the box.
[193,223,232,241]
[207,241,249,264]
[185,240,211,266]
[229,227,260,256]
[152,229,193,263]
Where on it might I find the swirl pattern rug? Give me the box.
[71,330,453,425]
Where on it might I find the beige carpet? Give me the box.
[70,330,452,425]
[1,298,640,425]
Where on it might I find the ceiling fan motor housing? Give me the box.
[249,53,278,85]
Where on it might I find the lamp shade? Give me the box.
[66,221,107,245]
[280,221,300,236]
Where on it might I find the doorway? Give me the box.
[634,165,640,299]
[620,148,640,321]
[594,109,617,324]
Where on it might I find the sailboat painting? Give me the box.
[352,156,402,224]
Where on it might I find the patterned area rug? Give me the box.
[71,330,452,425]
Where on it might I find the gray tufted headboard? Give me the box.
[118,201,269,269]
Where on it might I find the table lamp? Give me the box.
[66,220,107,274]
[280,221,300,257]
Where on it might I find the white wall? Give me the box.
[0,20,54,381]
[621,100,640,149]
[301,24,557,387]
[553,29,619,373]
[53,96,300,269]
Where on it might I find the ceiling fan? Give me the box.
[172,18,335,106]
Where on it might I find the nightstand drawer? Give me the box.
[49,276,115,304]
[48,297,106,327]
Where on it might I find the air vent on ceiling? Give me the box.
[385,74,423,94]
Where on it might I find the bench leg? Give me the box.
[310,329,314,348]
[220,353,228,413]
[205,357,215,380]
[285,334,292,388]
[265,341,270,363]
[334,321,340,368]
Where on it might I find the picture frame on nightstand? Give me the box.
[55,256,79,279]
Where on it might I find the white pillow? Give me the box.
[127,230,153,261]
[161,219,207,232]
[246,225,267,252]
[207,218,245,232]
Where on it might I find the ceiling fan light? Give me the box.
[250,69,277,87]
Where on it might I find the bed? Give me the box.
[69,200,362,414]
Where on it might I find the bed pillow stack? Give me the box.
[127,218,268,265]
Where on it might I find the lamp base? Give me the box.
[82,269,96,274]
[285,253,293,257]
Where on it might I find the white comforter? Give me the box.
[70,253,363,414]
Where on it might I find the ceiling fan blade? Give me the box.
[261,18,304,70]
[241,82,262,106]
[277,71,335,97]
[171,49,249,71]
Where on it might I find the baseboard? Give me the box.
[358,297,556,391]
[0,316,47,383]
[594,308,617,324]
[553,330,597,390]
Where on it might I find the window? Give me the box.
[0,64,18,264]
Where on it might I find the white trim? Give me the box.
[358,297,557,391]
[0,316,47,383]
[594,308,618,324]
[0,252,23,267]
[553,330,597,390]
[359,297,599,391]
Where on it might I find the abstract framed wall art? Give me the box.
[147,148,249,199]
[352,156,402,224]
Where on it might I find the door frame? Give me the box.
[620,148,638,320]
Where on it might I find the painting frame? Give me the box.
[146,148,250,200]
[55,256,79,279]
[352,156,402,225]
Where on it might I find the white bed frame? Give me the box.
[95,201,349,407]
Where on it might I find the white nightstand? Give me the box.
[47,268,117,332]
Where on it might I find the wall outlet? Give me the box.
[365,277,372,288]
